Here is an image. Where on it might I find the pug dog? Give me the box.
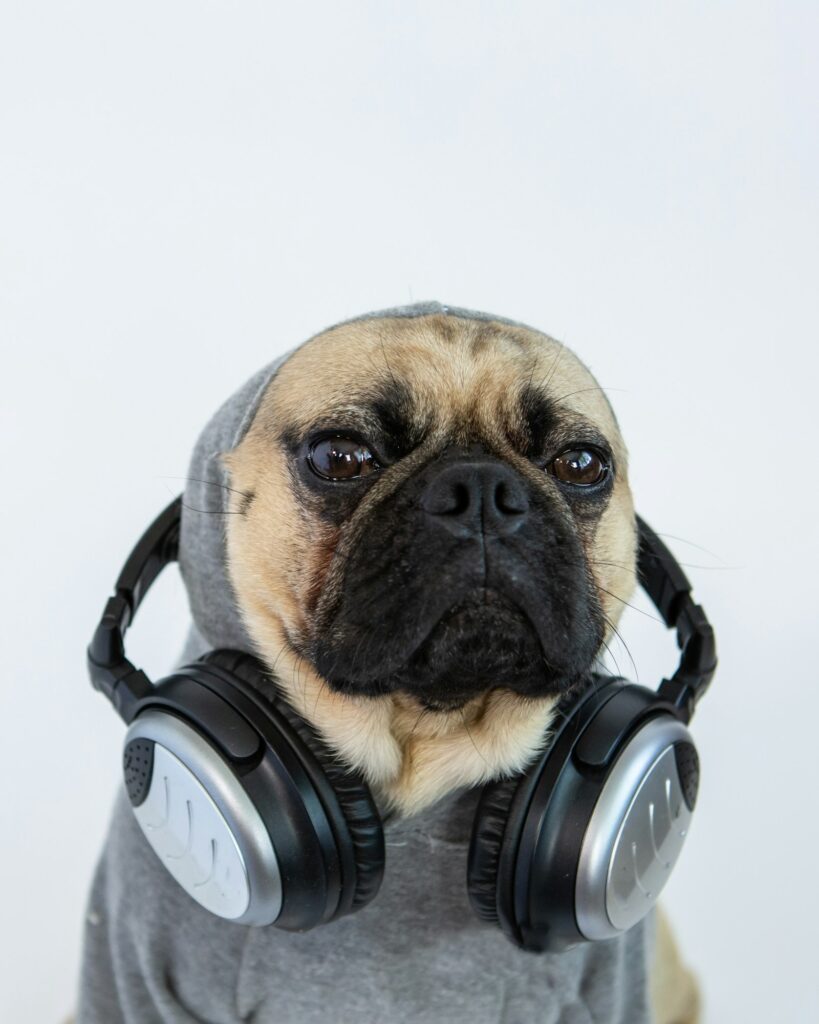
[78,304,699,1024]
[223,307,698,1018]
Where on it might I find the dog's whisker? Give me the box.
[459,707,489,768]
[597,635,623,679]
[601,613,640,683]
[551,385,627,406]
[268,644,289,688]
[409,705,431,739]
[376,328,402,395]
[158,475,255,500]
[597,586,663,625]
[584,558,635,572]
[297,656,310,713]
[653,532,728,563]
[587,555,737,573]
[180,502,247,516]
[523,352,541,396]
[544,343,566,391]
[313,673,330,719]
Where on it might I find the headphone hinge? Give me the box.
[88,593,152,722]
[110,668,153,723]
[657,677,697,723]
[88,595,130,682]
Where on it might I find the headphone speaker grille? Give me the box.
[123,738,155,806]
[673,742,700,811]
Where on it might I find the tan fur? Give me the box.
[651,907,701,1023]
[223,314,637,814]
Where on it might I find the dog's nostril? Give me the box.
[437,482,471,517]
[495,481,527,516]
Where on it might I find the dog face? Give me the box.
[223,314,637,809]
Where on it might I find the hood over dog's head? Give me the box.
[179,303,637,813]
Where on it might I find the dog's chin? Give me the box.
[315,591,587,711]
[387,596,550,710]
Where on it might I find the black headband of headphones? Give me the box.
[88,497,717,727]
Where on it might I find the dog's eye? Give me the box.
[307,437,379,481]
[548,448,608,487]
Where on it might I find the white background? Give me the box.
[1,3,817,1021]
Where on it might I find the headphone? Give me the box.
[88,497,716,952]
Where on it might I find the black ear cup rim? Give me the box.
[467,775,523,927]
[469,748,564,950]
[249,670,385,913]
[468,680,631,952]
[199,649,385,918]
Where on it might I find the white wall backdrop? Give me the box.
[2,3,817,1021]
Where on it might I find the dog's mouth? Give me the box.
[399,591,544,708]
[337,588,557,710]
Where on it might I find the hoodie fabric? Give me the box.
[77,303,655,1024]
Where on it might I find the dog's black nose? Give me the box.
[421,458,529,538]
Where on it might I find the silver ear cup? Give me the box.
[574,716,696,940]
[124,710,283,925]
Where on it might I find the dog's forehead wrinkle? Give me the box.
[258,315,601,431]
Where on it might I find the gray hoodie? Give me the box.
[77,303,654,1024]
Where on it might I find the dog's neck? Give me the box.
[241,611,557,816]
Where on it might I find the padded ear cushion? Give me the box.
[199,649,385,913]
[467,774,524,925]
